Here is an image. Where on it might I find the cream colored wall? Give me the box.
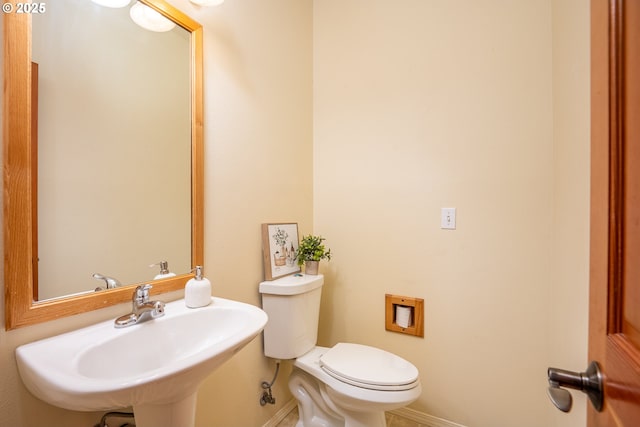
[0,1,312,426]
[550,0,591,425]
[314,1,588,427]
[189,0,313,425]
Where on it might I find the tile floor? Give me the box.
[276,406,427,427]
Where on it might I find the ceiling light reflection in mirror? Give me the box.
[92,0,176,33]
[91,0,131,8]
[190,0,224,5]
[129,2,176,32]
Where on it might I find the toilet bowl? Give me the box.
[259,274,422,427]
[290,345,421,427]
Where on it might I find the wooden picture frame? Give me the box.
[261,223,300,280]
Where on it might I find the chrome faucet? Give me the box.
[93,273,122,290]
[114,284,165,328]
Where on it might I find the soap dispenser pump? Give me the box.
[150,261,177,280]
[185,265,211,308]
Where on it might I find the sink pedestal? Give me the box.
[134,392,198,427]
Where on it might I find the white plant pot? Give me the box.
[305,261,319,275]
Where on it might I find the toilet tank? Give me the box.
[259,274,324,359]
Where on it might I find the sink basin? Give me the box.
[16,297,268,427]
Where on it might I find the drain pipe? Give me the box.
[93,411,135,427]
[260,360,281,406]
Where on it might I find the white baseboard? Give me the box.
[261,399,297,427]
[389,407,468,427]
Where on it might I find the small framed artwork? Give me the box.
[261,223,300,280]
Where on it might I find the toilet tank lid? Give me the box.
[259,274,324,295]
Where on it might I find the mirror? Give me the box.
[33,0,191,300]
[3,0,204,329]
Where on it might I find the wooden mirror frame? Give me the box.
[3,0,204,330]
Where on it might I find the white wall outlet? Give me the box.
[441,208,456,229]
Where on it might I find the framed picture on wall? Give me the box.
[261,223,300,280]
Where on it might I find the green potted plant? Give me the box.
[296,234,331,275]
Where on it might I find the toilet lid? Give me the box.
[319,343,419,391]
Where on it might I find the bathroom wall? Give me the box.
[313,1,589,427]
[549,0,591,425]
[188,0,313,424]
[0,1,312,426]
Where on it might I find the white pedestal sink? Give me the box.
[16,297,268,427]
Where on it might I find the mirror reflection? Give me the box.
[31,0,192,301]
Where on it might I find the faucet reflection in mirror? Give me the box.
[92,273,122,291]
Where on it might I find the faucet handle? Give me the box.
[135,284,153,301]
[151,301,165,318]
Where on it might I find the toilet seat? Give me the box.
[319,343,419,391]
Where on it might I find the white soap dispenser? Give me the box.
[185,265,211,308]
[150,261,177,280]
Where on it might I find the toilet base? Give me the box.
[289,368,388,427]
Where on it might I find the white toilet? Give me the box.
[259,274,422,427]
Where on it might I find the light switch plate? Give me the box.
[441,208,456,229]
